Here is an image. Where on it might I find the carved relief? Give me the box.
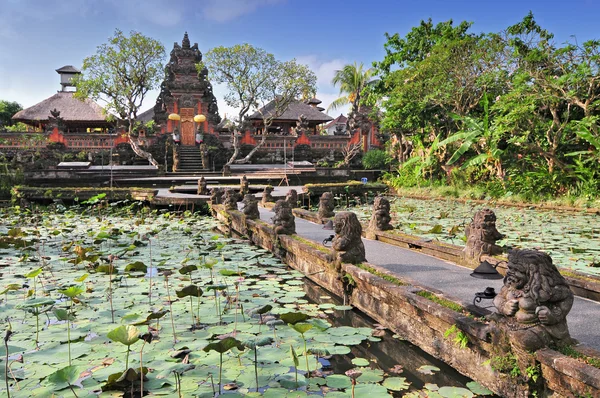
[492,249,574,351]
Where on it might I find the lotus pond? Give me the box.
[345,196,600,277]
[0,203,494,397]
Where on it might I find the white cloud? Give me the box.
[295,55,350,116]
[200,0,285,23]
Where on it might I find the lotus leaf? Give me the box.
[175,285,203,298]
[280,312,309,324]
[382,376,410,391]
[107,325,140,346]
[466,381,494,395]
[438,386,475,397]
[44,365,81,390]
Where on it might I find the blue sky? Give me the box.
[2,0,599,119]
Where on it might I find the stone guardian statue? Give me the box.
[492,249,574,351]
[272,199,295,235]
[242,194,260,220]
[330,212,366,270]
[464,209,504,261]
[318,192,335,220]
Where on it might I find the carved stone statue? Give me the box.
[464,209,504,260]
[368,196,393,232]
[197,176,208,195]
[261,186,275,204]
[331,212,366,269]
[286,189,298,208]
[294,114,309,136]
[272,199,295,235]
[223,189,238,210]
[210,188,222,205]
[47,108,65,132]
[242,194,260,220]
[318,192,335,220]
[240,175,249,196]
[492,249,574,351]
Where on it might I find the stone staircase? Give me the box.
[175,146,207,173]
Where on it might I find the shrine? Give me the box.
[150,32,221,146]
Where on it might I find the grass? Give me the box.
[557,345,600,369]
[355,263,409,286]
[415,290,464,313]
[289,235,331,254]
[391,185,600,213]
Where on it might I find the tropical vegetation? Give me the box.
[367,13,600,202]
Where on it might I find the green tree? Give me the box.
[201,44,317,165]
[327,62,374,116]
[0,100,23,128]
[74,29,165,166]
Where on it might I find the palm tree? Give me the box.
[327,62,374,115]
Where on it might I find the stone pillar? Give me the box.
[272,199,295,235]
[464,209,504,261]
[318,192,335,221]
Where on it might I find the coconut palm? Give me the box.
[327,62,374,115]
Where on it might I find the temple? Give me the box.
[12,66,111,133]
[151,32,221,145]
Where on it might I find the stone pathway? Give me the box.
[256,206,600,351]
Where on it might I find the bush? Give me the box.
[362,149,391,169]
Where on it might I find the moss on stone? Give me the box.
[355,263,409,286]
[415,290,464,313]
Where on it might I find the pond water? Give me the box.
[345,196,600,277]
[0,204,492,397]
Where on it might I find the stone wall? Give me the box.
[213,203,600,398]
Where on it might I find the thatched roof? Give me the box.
[12,92,109,125]
[248,99,333,123]
[137,108,155,123]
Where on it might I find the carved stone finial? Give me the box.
[223,189,238,210]
[331,212,366,268]
[272,199,295,235]
[210,188,222,205]
[285,189,298,208]
[464,209,504,261]
[182,32,190,49]
[197,176,208,195]
[367,196,393,234]
[492,249,574,351]
[261,185,274,204]
[47,108,65,131]
[240,175,249,196]
[318,192,335,220]
[242,194,260,220]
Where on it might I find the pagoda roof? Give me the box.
[12,91,109,125]
[55,65,81,74]
[323,114,347,129]
[248,99,333,123]
[307,98,322,105]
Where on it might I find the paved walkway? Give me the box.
[256,206,600,350]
